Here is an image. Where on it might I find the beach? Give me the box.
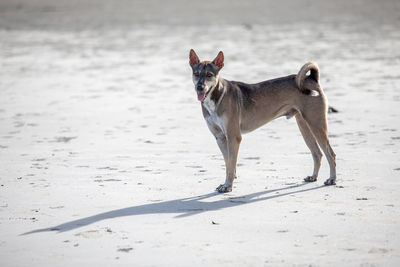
[0,0,400,266]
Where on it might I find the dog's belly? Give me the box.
[240,119,271,134]
[239,109,277,134]
[240,106,298,134]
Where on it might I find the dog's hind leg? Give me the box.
[302,112,337,186]
[295,114,323,182]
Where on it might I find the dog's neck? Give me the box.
[209,76,222,96]
[202,77,225,113]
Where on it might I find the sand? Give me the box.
[0,0,400,266]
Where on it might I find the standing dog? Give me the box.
[189,49,337,193]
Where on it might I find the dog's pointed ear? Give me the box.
[212,51,224,70]
[189,49,200,68]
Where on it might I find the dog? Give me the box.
[189,49,337,193]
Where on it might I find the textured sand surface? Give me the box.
[0,1,400,266]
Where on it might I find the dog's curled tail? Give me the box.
[296,61,320,95]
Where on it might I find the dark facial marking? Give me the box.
[192,62,219,78]
[192,62,220,92]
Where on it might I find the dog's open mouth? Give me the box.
[197,89,212,102]
[197,92,206,102]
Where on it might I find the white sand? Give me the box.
[0,1,400,266]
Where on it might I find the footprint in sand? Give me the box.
[75,230,102,239]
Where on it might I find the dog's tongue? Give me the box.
[197,92,206,101]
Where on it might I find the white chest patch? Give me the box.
[206,113,226,135]
[202,94,216,113]
[202,85,226,135]
[204,98,226,135]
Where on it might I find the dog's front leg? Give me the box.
[214,131,227,161]
[216,131,241,193]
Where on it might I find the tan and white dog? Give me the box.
[189,49,337,193]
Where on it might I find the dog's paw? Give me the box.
[216,184,232,193]
[324,178,336,186]
[304,175,317,182]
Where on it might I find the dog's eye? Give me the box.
[194,72,200,77]
[206,73,213,78]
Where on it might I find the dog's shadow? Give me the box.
[23,183,325,235]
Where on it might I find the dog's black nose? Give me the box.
[196,84,205,91]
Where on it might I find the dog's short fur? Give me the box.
[189,49,337,193]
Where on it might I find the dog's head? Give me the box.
[189,49,224,102]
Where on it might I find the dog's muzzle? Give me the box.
[196,84,207,101]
